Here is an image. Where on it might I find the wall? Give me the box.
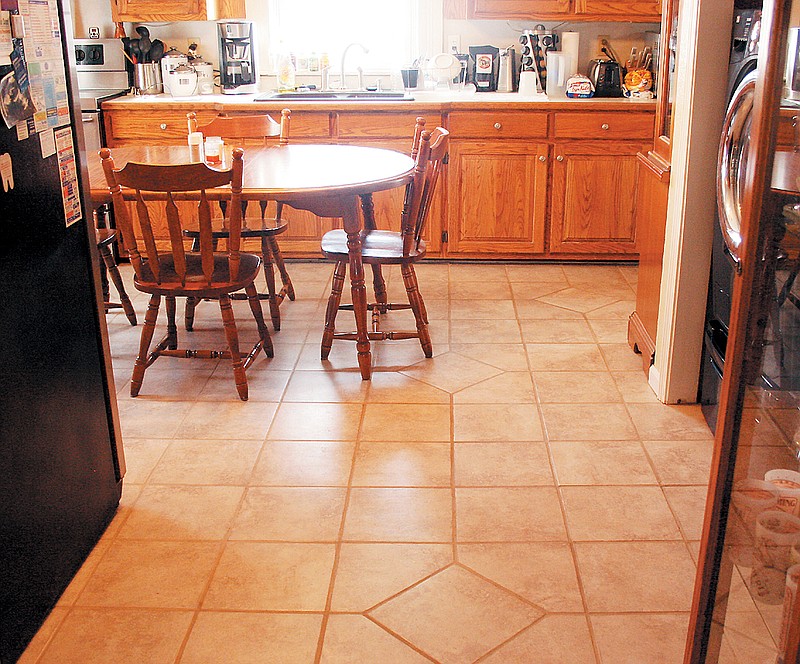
[71,0,657,90]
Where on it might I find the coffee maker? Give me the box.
[218,20,259,94]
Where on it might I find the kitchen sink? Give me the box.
[254,90,413,102]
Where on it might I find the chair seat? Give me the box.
[134,252,262,296]
[96,227,117,248]
[321,229,427,264]
[183,217,289,240]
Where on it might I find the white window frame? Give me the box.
[248,0,442,75]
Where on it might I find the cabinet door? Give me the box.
[112,0,205,21]
[468,0,571,19]
[549,142,640,256]
[447,140,548,256]
[574,0,661,19]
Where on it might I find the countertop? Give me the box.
[101,90,657,113]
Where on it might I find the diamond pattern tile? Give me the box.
[400,351,502,393]
[369,565,543,663]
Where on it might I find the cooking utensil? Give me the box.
[600,38,620,64]
[626,47,637,69]
[149,39,164,62]
[129,39,141,64]
[136,26,151,63]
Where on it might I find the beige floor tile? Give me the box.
[117,438,169,484]
[102,484,142,540]
[268,402,362,440]
[352,442,451,487]
[247,342,304,371]
[534,371,622,403]
[550,440,657,485]
[515,301,585,319]
[627,403,713,440]
[116,400,193,439]
[561,486,682,541]
[197,366,291,402]
[174,401,277,440]
[505,264,568,283]
[330,543,452,611]
[118,485,244,540]
[282,370,370,402]
[181,612,323,664]
[369,565,542,664]
[250,440,355,486]
[18,606,69,663]
[574,541,696,611]
[374,340,451,370]
[58,541,112,607]
[203,542,336,611]
[294,341,367,372]
[538,287,621,314]
[450,319,522,344]
[320,615,431,663]
[521,319,596,343]
[115,369,210,401]
[664,485,709,540]
[564,265,632,288]
[481,614,596,663]
[401,351,502,394]
[454,442,553,486]
[229,487,347,541]
[599,343,643,371]
[365,372,450,403]
[343,488,452,542]
[590,613,690,664]
[454,372,536,404]
[75,540,220,608]
[450,281,513,300]
[643,439,714,485]
[361,404,451,442]
[526,344,607,372]
[585,300,637,320]
[148,439,262,485]
[450,343,531,371]
[454,403,543,442]
[450,299,517,320]
[450,264,510,282]
[459,542,583,611]
[588,319,630,344]
[37,608,194,664]
[542,403,638,441]
[509,282,567,300]
[612,370,661,403]
[456,487,567,542]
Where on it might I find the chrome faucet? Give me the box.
[339,42,368,90]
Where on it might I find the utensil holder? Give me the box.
[134,63,163,95]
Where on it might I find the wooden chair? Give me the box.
[184,110,294,332]
[320,123,449,373]
[96,227,137,325]
[100,146,272,401]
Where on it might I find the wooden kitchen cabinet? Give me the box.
[467,0,659,20]
[111,0,244,22]
[549,141,641,255]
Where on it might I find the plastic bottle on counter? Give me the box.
[276,45,296,91]
[308,52,320,72]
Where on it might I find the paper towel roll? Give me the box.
[562,31,580,76]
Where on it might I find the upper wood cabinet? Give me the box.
[111,0,245,22]
[467,0,660,20]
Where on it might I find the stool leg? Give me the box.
[98,241,137,325]
[322,260,347,360]
[219,294,248,401]
[268,235,295,301]
[371,265,387,309]
[131,294,160,397]
[261,235,281,331]
[402,263,432,358]
[245,281,273,358]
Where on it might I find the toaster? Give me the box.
[588,59,623,97]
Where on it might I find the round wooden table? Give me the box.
[88,144,416,379]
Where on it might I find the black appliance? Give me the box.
[0,0,125,660]
[588,58,623,97]
[699,6,762,431]
[468,45,499,92]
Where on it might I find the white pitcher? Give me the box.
[546,51,573,99]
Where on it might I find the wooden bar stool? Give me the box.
[184,110,295,332]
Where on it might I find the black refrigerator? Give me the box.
[0,0,124,660]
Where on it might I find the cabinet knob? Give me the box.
[493,122,502,130]
[556,155,564,162]
[601,123,610,130]
[538,155,546,163]
[160,123,167,130]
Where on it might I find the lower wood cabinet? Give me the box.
[446,139,548,256]
[549,141,642,256]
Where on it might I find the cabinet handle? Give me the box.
[556,155,564,162]
[538,155,546,162]
[601,123,610,130]
[160,123,167,130]
[493,122,502,130]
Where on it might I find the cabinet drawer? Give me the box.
[447,111,548,139]
[553,112,654,140]
[337,112,443,139]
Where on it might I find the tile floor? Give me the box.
[22,262,719,663]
